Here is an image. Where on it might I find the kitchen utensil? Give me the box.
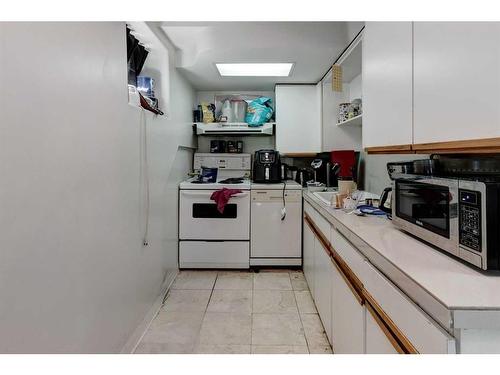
[326,162,341,188]
[387,161,414,180]
[281,163,288,181]
[379,187,392,214]
[296,168,313,187]
[252,150,281,183]
[310,159,323,182]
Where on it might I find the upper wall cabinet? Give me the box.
[275,84,322,155]
[413,22,500,146]
[362,22,413,151]
[322,32,363,152]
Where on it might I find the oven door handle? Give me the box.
[180,191,249,198]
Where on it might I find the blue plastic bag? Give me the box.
[245,97,273,126]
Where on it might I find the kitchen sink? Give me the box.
[313,191,338,206]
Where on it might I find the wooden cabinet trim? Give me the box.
[304,214,364,305]
[330,255,364,305]
[365,144,413,154]
[365,301,405,354]
[330,248,364,301]
[363,291,419,354]
[304,212,418,354]
[304,213,332,251]
[366,138,500,155]
[412,136,500,153]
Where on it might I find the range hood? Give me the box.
[195,122,274,136]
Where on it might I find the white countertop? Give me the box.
[303,191,500,312]
[251,180,302,190]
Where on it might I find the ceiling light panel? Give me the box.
[215,63,294,77]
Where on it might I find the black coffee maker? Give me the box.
[253,149,282,183]
[310,152,340,187]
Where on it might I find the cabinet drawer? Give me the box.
[179,241,249,269]
[304,202,331,242]
[361,260,456,353]
[330,227,366,284]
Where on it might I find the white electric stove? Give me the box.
[179,153,252,269]
[179,176,251,190]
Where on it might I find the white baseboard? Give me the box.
[120,270,178,354]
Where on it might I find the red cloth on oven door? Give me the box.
[210,188,243,214]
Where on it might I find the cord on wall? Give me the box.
[141,109,150,247]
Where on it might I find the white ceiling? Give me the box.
[153,22,359,91]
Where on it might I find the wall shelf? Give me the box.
[337,114,362,127]
[195,122,274,136]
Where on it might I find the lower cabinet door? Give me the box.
[331,261,365,353]
[303,219,316,298]
[314,241,333,345]
[365,305,401,354]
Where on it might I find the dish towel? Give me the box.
[210,188,243,214]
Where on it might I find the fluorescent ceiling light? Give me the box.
[216,63,294,77]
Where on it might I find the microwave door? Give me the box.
[395,179,458,243]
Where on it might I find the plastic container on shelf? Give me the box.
[231,99,248,123]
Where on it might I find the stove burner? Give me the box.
[218,177,244,184]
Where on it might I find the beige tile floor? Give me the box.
[134,270,333,354]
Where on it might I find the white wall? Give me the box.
[348,73,362,101]
[321,75,362,151]
[0,22,195,353]
[361,153,429,195]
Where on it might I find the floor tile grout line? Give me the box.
[192,272,218,354]
[250,271,254,352]
[148,270,323,354]
[291,271,311,354]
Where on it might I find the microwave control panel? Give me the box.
[459,189,482,252]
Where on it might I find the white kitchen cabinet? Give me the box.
[365,305,400,354]
[314,238,333,345]
[303,216,316,298]
[322,73,362,152]
[275,84,321,154]
[413,22,500,144]
[362,22,413,149]
[330,257,365,353]
[321,33,363,152]
[361,258,456,354]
